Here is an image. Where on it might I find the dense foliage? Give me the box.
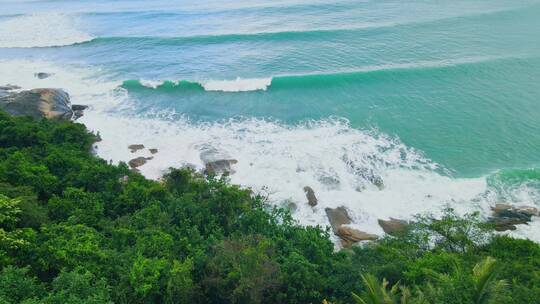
[0,110,539,304]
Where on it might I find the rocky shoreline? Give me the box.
[2,84,539,248]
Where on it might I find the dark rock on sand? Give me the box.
[128,156,152,169]
[0,88,73,120]
[303,186,318,207]
[378,218,409,235]
[128,144,145,153]
[35,72,51,79]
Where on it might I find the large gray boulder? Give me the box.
[0,88,73,121]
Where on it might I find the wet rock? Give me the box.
[489,203,538,231]
[337,226,378,247]
[73,110,84,120]
[0,84,21,91]
[378,218,408,235]
[325,207,351,234]
[149,148,158,154]
[128,156,152,169]
[303,186,318,207]
[516,206,539,217]
[491,203,512,215]
[128,144,145,153]
[0,88,73,120]
[200,145,237,175]
[71,104,88,111]
[35,72,51,79]
[205,159,238,175]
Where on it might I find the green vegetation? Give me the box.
[1,110,539,303]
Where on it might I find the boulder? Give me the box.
[303,186,318,207]
[128,156,152,169]
[337,226,378,247]
[378,218,408,235]
[35,72,51,79]
[0,88,73,120]
[516,206,539,217]
[200,145,237,175]
[488,203,539,231]
[325,207,351,234]
[73,110,84,120]
[128,144,145,153]
[71,104,88,111]
[149,148,158,154]
[205,159,238,175]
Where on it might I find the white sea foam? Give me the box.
[1,59,539,244]
[202,77,272,92]
[0,13,93,48]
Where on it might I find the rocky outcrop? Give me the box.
[378,218,409,235]
[337,226,378,247]
[128,156,152,169]
[489,203,539,231]
[0,88,73,121]
[303,186,318,207]
[149,148,158,154]
[128,144,145,153]
[71,104,88,120]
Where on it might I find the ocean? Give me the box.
[1,0,539,241]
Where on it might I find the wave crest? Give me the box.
[0,13,93,48]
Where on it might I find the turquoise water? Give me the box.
[1,0,540,237]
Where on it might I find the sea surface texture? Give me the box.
[1,0,540,241]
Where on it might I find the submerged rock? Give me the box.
[128,144,145,153]
[35,72,51,79]
[378,218,409,235]
[303,186,318,207]
[337,226,378,247]
[149,148,158,154]
[0,88,73,120]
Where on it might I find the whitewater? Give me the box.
[1,0,540,243]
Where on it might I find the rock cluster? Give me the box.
[489,203,539,231]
